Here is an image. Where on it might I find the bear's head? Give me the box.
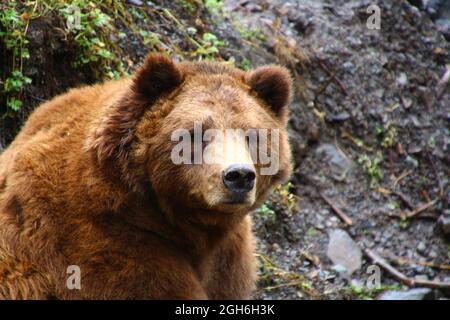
[88,54,293,222]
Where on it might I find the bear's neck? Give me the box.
[124,193,247,262]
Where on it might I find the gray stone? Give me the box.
[126,0,143,5]
[396,73,408,86]
[438,213,450,235]
[327,229,362,275]
[316,144,354,180]
[417,241,427,253]
[378,288,433,300]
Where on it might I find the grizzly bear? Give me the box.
[0,54,292,299]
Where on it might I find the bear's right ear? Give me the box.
[132,54,184,106]
[87,54,183,186]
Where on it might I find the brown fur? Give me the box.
[0,54,293,299]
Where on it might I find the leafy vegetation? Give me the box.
[255,203,277,225]
[258,254,318,298]
[204,0,224,16]
[346,283,402,300]
[256,182,296,224]
[358,153,383,188]
[58,0,127,78]
[0,2,32,112]
[191,32,224,60]
[375,124,397,149]
[0,0,235,116]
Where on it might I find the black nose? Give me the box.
[223,164,256,193]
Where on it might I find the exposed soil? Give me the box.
[225,0,450,299]
[1,0,449,299]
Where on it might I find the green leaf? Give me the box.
[7,98,22,111]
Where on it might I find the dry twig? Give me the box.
[364,249,450,290]
[392,191,415,210]
[319,192,353,226]
[404,199,438,219]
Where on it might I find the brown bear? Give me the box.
[0,54,292,299]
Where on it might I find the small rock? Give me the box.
[438,212,450,235]
[245,3,262,12]
[417,241,426,253]
[271,243,281,253]
[414,275,430,282]
[327,229,362,276]
[327,112,351,122]
[396,73,408,86]
[316,144,354,180]
[407,145,422,154]
[401,96,413,109]
[331,264,348,274]
[306,123,320,143]
[378,288,433,300]
[373,89,385,99]
[126,0,143,5]
[405,155,419,168]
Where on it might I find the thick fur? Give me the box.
[0,54,293,299]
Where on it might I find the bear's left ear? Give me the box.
[87,54,184,187]
[246,65,292,122]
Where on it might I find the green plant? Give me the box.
[139,29,160,47]
[3,71,32,111]
[129,6,145,21]
[358,153,383,187]
[238,26,266,42]
[191,32,224,60]
[60,1,124,77]
[255,182,296,224]
[23,0,130,80]
[238,57,251,71]
[204,0,224,15]
[258,254,318,298]
[177,0,195,15]
[275,182,296,213]
[347,283,402,300]
[375,125,397,149]
[306,227,318,236]
[255,203,276,224]
[0,3,32,111]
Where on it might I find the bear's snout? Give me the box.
[222,164,256,198]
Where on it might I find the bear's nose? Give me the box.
[222,164,256,193]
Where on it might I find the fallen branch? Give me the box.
[261,281,304,292]
[364,249,450,290]
[317,60,350,97]
[404,199,438,219]
[385,253,450,271]
[319,192,353,226]
[393,170,412,188]
[392,191,415,210]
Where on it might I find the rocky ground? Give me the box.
[230,0,450,299]
[1,0,449,299]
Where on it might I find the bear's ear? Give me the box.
[246,65,292,121]
[87,54,183,187]
[132,54,184,105]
